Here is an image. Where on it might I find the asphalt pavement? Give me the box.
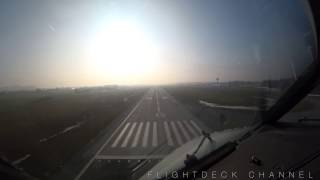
[75,88,209,180]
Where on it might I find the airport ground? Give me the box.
[0,84,318,179]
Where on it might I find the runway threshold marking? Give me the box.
[131,122,143,148]
[183,120,199,137]
[109,120,201,148]
[121,122,137,147]
[177,121,191,141]
[190,120,202,134]
[112,123,131,148]
[74,92,147,180]
[170,121,183,145]
[152,122,158,147]
[95,155,165,160]
[142,122,150,147]
[164,121,174,146]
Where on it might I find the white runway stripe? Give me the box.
[190,120,202,134]
[111,123,131,148]
[121,122,137,147]
[177,121,191,141]
[131,123,143,148]
[142,122,150,147]
[183,121,199,137]
[152,122,158,147]
[164,121,174,146]
[170,121,183,145]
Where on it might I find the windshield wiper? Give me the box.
[176,142,237,180]
[184,130,215,167]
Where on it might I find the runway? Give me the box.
[75,88,209,180]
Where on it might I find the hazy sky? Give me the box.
[0,0,315,88]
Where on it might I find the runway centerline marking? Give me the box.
[164,121,174,146]
[121,122,137,147]
[156,89,161,114]
[170,121,183,145]
[131,122,143,148]
[142,122,150,147]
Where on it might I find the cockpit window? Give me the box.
[0,0,316,179]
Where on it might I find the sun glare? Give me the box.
[87,19,161,84]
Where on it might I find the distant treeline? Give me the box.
[173,78,296,90]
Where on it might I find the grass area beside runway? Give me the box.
[164,85,269,107]
[164,84,316,130]
[165,84,316,112]
[0,86,147,179]
[164,85,262,131]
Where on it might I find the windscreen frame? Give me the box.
[261,0,320,124]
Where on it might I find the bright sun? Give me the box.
[87,20,160,84]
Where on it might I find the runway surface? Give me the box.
[75,88,209,180]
